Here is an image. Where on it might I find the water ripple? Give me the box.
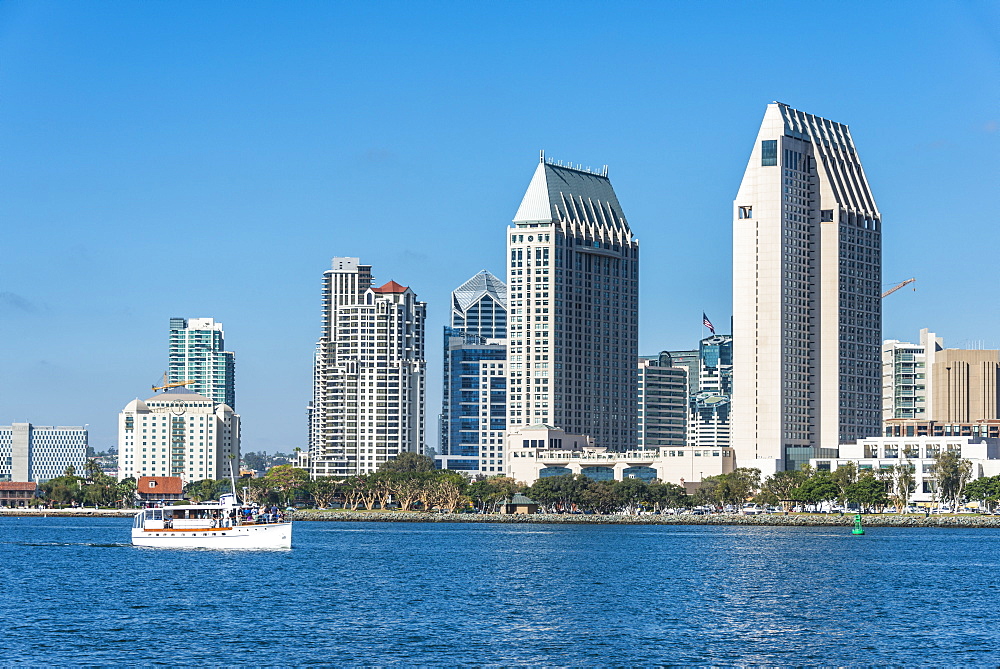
[2,518,1000,664]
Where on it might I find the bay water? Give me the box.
[2,517,998,665]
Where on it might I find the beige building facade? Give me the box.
[930,349,999,422]
[733,103,881,473]
[117,388,240,483]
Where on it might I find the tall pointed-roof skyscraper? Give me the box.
[732,103,882,472]
[506,154,639,450]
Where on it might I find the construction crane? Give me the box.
[881,278,916,299]
[151,373,193,393]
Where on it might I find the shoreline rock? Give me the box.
[4,508,999,528]
[288,510,1000,528]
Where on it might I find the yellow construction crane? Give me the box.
[881,278,916,299]
[151,373,193,393]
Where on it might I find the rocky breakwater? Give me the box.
[0,508,136,518]
[291,510,1000,528]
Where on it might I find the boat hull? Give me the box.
[132,522,292,549]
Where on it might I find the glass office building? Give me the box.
[438,271,508,474]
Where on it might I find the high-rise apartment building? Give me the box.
[733,103,882,472]
[637,353,688,448]
[0,424,88,482]
[309,258,426,477]
[168,318,236,409]
[882,329,941,421]
[507,155,639,450]
[117,387,239,483]
[438,271,508,474]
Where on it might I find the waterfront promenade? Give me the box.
[7,506,1000,528]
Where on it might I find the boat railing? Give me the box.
[236,513,289,526]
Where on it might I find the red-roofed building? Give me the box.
[309,257,426,479]
[136,476,184,505]
[0,481,38,508]
[373,280,409,294]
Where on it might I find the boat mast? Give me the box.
[227,454,240,503]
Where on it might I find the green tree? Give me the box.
[378,452,436,473]
[41,469,83,507]
[613,477,648,514]
[692,477,721,507]
[117,477,137,508]
[239,478,270,506]
[263,464,311,507]
[791,471,840,507]
[931,450,973,511]
[580,479,617,514]
[845,471,890,513]
[526,474,588,512]
[185,478,221,502]
[308,477,343,509]
[646,481,689,511]
[965,475,1000,513]
[758,470,807,511]
[830,461,858,507]
[888,461,917,512]
[241,451,268,471]
[467,475,520,513]
[701,468,761,508]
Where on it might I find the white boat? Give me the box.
[131,493,292,549]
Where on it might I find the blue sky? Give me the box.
[2,1,997,454]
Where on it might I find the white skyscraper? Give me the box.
[507,155,639,450]
[733,103,882,472]
[309,257,426,477]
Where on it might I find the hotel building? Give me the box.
[733,103,882,472]
[117,387,239,483]
[507,155,639,450]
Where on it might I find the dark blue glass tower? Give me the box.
[437,271,508,474]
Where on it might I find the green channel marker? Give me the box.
[852,513,865,535]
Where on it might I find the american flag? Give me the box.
[702,313,715,334]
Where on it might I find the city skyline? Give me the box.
[2,2,997,452]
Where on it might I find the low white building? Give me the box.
[810,436,1000,504]
[506,424,734,487]
[0,423,88,482]
[117,387,240,483]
